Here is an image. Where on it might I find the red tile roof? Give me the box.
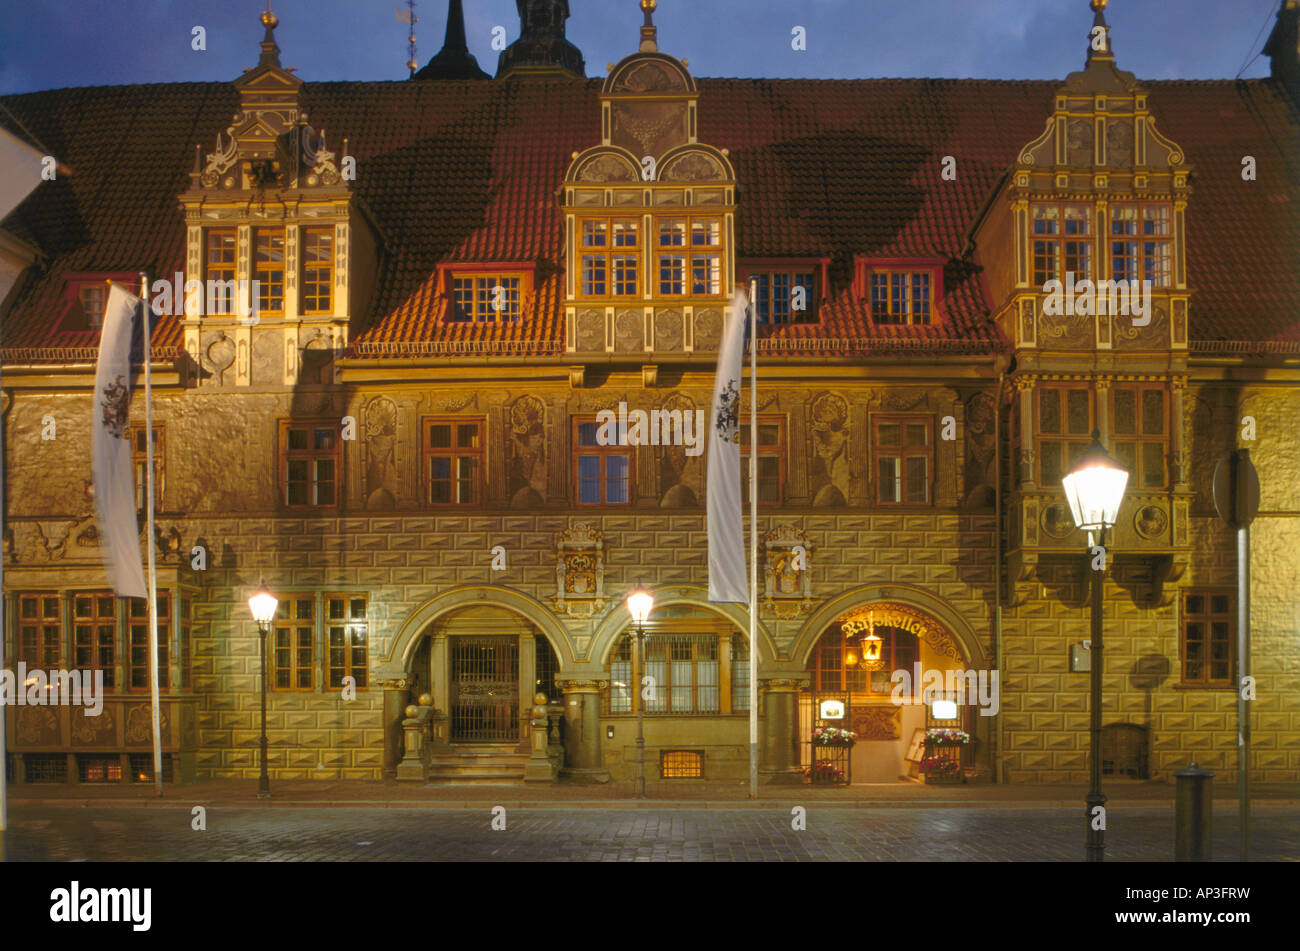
[2,74,1297,363]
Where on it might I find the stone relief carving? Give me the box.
[653,310,683,351]
[1107,118,1133,167]
[810,393,849,506]
[693,308,722,351]
[963,392,997,507]
[205,333,236,385]
[552,522,606,617]
[576,154,637,183]
[761,523,813,618]
[852,706,902,741]
[660,152,724,182]
[612,102,686,157]
[1040,503,1076,540]
[508,395,548,508]
[1037,309,1094,349]
[614,309,643,352]
[1067,118,1093,166]
[656,392,701,508]
[364,396,398,511]
[1134,504,1169,540]
[575,309,604,351]
[1111,304,1168,349]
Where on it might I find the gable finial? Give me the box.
[640,0,659,53]
[1087,0,1114,63]
[258,2,282,69]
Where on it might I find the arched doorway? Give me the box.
[800,601,976,784]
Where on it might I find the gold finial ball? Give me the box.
[418,692,433,706]
[533,692,549,706]
[641,0,657,12]
[404,704,419,718]
[407,59,419,72]
[1090,0,1107,11]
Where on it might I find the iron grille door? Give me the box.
[450,637,520,742]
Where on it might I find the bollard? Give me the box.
[1174,761,1214,861]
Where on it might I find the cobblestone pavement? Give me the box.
[6,805,1299,861]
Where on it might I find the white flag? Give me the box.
[0,126,47,222]
[707,288,750,603]
[92,284,147,599]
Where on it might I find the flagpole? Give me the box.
[140,273,163,798]
[748,277,759,800]
[1,299,7,859]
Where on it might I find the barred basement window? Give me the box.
[24,754,68,783]
[129,754,174,784]
[78,755,122,783]
[327,595,368,690]
[661,750,704,779]
[273,597,315,691]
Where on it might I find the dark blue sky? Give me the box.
[0,0,1284,94]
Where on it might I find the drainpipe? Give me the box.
[992,361,1008,784]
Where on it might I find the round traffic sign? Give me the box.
[1212,451,1260,528]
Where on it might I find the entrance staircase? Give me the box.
[426,744,531,783]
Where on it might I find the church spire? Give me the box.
[1086,0,1114,64]
[496,1,586,79]
[257,2,282,70]
[413,0,490,80]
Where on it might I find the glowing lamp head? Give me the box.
[863,630,883,664]
[626,582,654,625]
[844,648,859,668]
[248,581,278,628]
[1062,430,1129,533]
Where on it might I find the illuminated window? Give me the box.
[301,228,333,314]
[78,284,106,330]
[1112,385,1167,489]
[272,597,315,691]
[281,420,340,508]
[18,593,62,669]
[1181,591,1234,687]
[874,416,932,505]
[810,625,919,693]
[660,750,704,779]
[206,229,236,314]
[573,417,631,505]
[326,595,368,690]
[423,418,483,506]
[739,417,785,505]
[657,217,721,296]
[579,219,639,298]
[1037,386,1093,486]
[1112,204,1172,287]
[128,593,170,691]
[870,270,932,325]
[73,592,117,688]
[609,634,722,714]
[450,274,523,320]
[254,229,285,314]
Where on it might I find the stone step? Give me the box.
[426,745,531,782]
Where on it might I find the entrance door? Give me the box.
[450,637,520,742]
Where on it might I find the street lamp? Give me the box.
[626,581,654,799]
[248,581,278,799]
[1062,429,1128,862]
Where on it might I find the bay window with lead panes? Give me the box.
[272,597,315,691]
[450,274,522,321]
[18,594,62,669]
[1032,203,1092,284]
[573,418,631,505]
[205,229,236,314]
[326,595,368,690]
[281,420,339,508]
[73,592,117,688]
[1111,204,1172,287]
[870,270,932,325]
[254,228,285,315]
[874,416,932,505]
[1181,591,1234,686]
[740,417,785,505]
[580,219,639,297]
[423,418,483,507]
[1111,385,1167,489]
[657,217,721,296]
[301,227,334,314]
[128,594,170,691]
[1036,386,1093,486]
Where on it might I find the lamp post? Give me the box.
[626,582,655,799]
[1062,429,1129,862]
[248,581,278,799]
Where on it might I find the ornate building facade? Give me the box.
[2,1,1298,787]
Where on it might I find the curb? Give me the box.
[11,798,1297,810]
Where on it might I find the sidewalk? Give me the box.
[9,777,1299,809]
